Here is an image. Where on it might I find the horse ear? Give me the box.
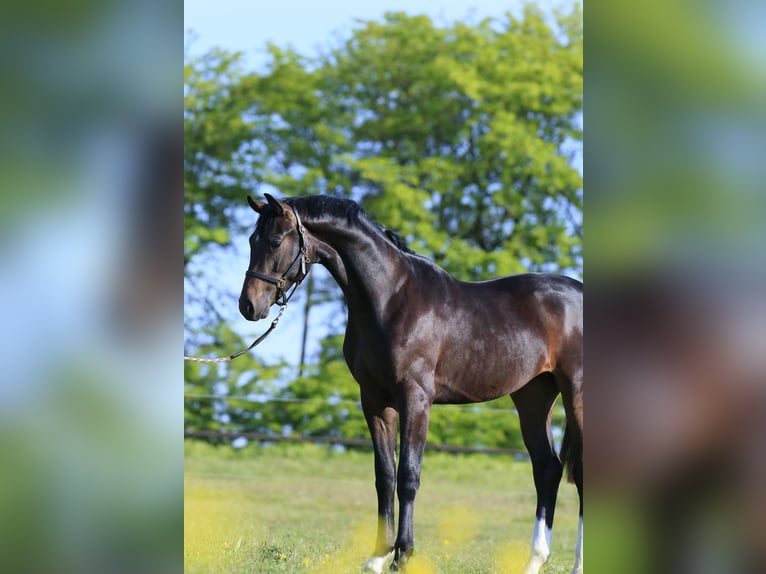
[264,193,285,216]
[247,195,267,213]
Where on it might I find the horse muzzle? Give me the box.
[239,295,270,321]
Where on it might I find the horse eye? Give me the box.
[269,239,282,249]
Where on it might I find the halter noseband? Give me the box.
[245,204,312,307]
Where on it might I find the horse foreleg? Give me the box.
[361,396,398,574]
[392,385,432,571]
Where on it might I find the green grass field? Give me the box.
[184,440,580,573]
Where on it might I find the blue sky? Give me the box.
[184,0,566,64]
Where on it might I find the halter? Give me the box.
[183,204,312,364]
[245,204,312,307]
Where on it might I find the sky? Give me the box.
[184,0,562,65]
[183,0,576,370]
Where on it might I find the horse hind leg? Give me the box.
[555,366,583,574]
[511,373,564,574]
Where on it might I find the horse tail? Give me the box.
[559,422,582,484]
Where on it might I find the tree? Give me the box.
[184,49,256,266]
[335,7,582,278]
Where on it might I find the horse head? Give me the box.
[239,194,346,321]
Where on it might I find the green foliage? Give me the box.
[184,323,287,436]
[184,49,258,265]
[274,336,368,440]
[332,8,583,278]
[429,401,524,450]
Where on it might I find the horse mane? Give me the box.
[284,195,363,225]
[284,196,416,255]
[378,225,416,255]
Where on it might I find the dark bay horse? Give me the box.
[239,194,583,574]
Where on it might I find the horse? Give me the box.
[238,194,583,574]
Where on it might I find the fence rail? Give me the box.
[184,429,529,457]
[184,394,520,414]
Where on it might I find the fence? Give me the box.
[184,429,529,457]
[184,393,538,458]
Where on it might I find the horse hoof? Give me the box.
[389,551,412,572]
[361,550,394,574]
[522,554,548,574]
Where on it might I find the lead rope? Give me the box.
[183,303,287,363]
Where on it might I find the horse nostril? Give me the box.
[240,299,254,319]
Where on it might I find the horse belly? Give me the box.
[433,336,547,404]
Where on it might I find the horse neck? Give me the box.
[307,217,408,317]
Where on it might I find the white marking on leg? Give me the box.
[570,515,583,574]
[523,517,552,574]
[362,549,394,574]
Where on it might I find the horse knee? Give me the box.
[397,473,420,501]
[375,471,396,495]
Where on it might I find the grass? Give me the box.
[184,440,580,573]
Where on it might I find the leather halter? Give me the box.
[245,204,312,307]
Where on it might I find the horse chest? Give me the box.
[342,325,397,388]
